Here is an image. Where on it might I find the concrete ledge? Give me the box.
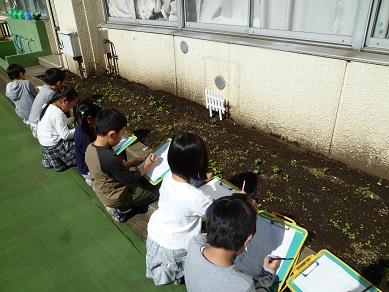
[38,54,62,69]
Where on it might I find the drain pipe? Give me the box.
[46,0,64,68]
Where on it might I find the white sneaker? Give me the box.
[23,119,30,125]
[85,178,93,188]
[105,206,125,223]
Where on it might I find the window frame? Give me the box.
[365,0,389,49]
[103,0,389,54]
[106,0,180,28]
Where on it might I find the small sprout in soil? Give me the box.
[209,146,219,155]
[271,154,278,158]
[157,106,164,112]
[272,166,280,174]
[321,186,326,191]
[302,204,307,211]
[290,159,297,167]
[313,168,320,178]
[256,147,261,152]
[313,198,320,203]
[355,186,380,200]
[245,149,249,155]
[266,189,275,202]
[253,158,266,174]
[283,174,289,181]
[149,100,157,107]
[322,167,330,173]
[209,159,223,178]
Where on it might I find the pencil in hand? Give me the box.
[268,256,294,263]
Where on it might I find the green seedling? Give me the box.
[272,166,280,174]
[209,159,223,178]
[355,186,380,200]
[209,146,219,155]
[283,174,289,181]
[290,159,297,167]
[253,158,266,174]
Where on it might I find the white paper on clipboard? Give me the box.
[137,140,171,183]
[198,177,240,200]
[293,255,374,292]
[234,215,295,279]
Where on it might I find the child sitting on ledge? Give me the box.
[185,195,280,292]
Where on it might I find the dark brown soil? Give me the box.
[67,73,389,291]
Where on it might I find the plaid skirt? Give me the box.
[42,139,77,172]
[146,236,186,286]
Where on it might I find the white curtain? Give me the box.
[108,0,176,20]
[186,0,357,35]
[252,0,358,36]
[108,0,136,18]
[193,0,248,26]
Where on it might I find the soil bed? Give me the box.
[66,73,389,290]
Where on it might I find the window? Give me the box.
[185,0,249,32]
[252,0,358,36]
[366,0,389,48]
[0,1,7,13]
[103,0,389,54]
[2,0,47,15]
[107,0,179,27]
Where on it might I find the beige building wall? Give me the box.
[175,37,346,154]
[107,30,176,94]
[331,62,389,179]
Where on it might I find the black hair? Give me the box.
[95,108,127,136]
[44,68,66,86]
[7,64,25,80]
[206,196,257,251]
[39,86,79,120]
[74,98,102,141]
[167,132,209,182]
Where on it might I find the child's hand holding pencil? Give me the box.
[263,255,281,272]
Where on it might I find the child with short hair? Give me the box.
[146,132,213,286]
[85,108,159,223]
[185,196,280,292]
[73,98,102,187]
[5,64,38,124]
[37,86,79,172]
[28,68,66,137]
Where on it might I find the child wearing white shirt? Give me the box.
[37,86,79,172]
[146,132,213,286]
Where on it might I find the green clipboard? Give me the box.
[286,249,381,292]
[113,134,137,155]
[234,211,308,292]
[137,139,171,185]
[197,177,240,200]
